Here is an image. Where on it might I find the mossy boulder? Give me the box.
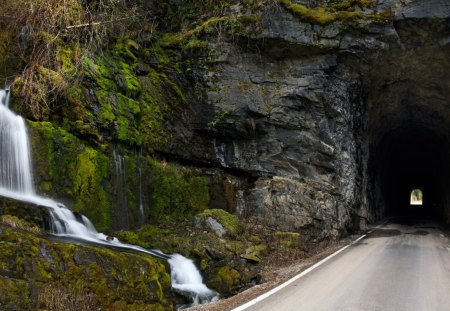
[208,266,241,295]
[194,209,240,237]
[0,223,173,310]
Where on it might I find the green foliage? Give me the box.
[147,159,210,222]
[2,0,148,118]
[115,231,142,246]
[57,40,182,149]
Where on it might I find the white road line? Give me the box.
[230,233,368,311]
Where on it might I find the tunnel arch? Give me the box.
[361,19,450,224]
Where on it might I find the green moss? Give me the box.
[27,121,112,231]
[278,0,391,25]
[0,277,33,309]
[72,147,111,231]
[119,61,141,95]
[184,39,209,50]
[279,0,363,25]
[99,95,116,127]
[273,231,300,249]
[115,231,142,246]
[197,209,240,237]
[66,83,84,109]
[160,14,261,47]
[0,226,172,310]
[225,241,246,254]
[147,159,210,222]
[210,266,240,294]
[115,39,140,63]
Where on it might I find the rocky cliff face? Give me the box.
[2,0,449,240]
[162,0,450,240]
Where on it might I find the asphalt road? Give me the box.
[242,219,450,311]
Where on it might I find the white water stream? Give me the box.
[0,89,218,306]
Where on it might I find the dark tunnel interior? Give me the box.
[370,125,450,221]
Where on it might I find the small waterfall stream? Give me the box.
[138,149,145,227]
[112,149,130,230]
[0,89,218,306]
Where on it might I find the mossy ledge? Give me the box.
[0,222,173,310]
[278,0,392,25]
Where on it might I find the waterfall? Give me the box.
[0,89,218,306]
[0,89,34,194]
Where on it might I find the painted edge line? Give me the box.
[230,233,368,311]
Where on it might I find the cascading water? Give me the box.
[0,89,218,306]
[0,89,34,194]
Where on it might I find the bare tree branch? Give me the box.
[65,16,132,29]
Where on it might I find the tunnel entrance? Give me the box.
[369,126,449,221]
[362,19,450,224]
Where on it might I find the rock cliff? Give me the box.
[161,0,450,240]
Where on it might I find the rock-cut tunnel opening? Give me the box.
[369,126,450,221]
[363,19,450,224]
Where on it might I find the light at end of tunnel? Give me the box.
[410,188,423,205]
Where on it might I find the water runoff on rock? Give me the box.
[0,88,218,306]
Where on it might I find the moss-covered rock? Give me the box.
[209,266,241,295]
[195,209,240,237]
[27,118,212,231]
[0,223,173,310]
[240,244,268,263]
[27,121,112,232]
[146,159,210,222]
[0,215,41,234]
[0,197,52,231]
[114,216,264,298]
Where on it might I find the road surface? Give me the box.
[241,219,450,311]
